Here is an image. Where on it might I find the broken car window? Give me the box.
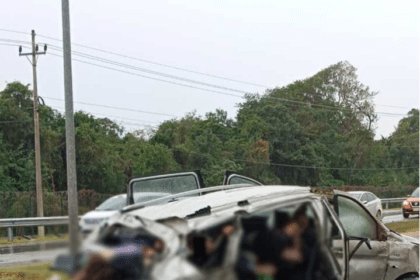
[132,174,199,195]
[228,175,260,186]
[336,196,377,239]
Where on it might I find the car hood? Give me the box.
[407,197,419,203]
[403,235,420,245]
[388,229,419,245]
[82,210,119,220]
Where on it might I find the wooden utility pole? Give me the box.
[19,30,47,237]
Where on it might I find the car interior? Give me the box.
[186,203,337,280]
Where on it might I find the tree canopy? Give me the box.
[0,61,418,194]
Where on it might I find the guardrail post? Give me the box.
[386,202,389,209]
[8,227,13,242]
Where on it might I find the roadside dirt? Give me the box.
[402,231,419,238]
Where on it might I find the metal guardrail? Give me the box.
[381,198,406,209]
[0,216,79,242]
[0,216,71,228]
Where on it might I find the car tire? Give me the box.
[395,273,419,279]
[376,210,382,220]
[403,212,410,219]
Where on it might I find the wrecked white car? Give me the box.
[51,172,419,280]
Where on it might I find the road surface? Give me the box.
[0,241,68,267]
[383,213,419,224]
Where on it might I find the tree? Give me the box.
[236,62,379,186]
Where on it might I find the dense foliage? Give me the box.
[0,61,418,196]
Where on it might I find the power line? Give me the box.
[47,51,243,98]
[0,36,413,115]
[170,148,419,171]
[37,34,413,111]
[50,105,160,124]
[3,112,417,149]
[37,33,268,88]
[0,120,31,124]
[118,121,155,127]
[1,100,416,148]
[0,43,21,47]
[0,107,34,111]
[46,47,409,117]
[0,44,414,123]
[47,45,255,95]
[43,96,181,118]
[0,31,415,111]
[1,101,417,150]
[47,46,408,116]
[55,113,153,128]
[0,28,29,35]
[46,51,408,118]
[47,106,416,148]
[0,38,31,44]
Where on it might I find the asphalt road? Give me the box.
[0,241,68,267]
[382,213,419,224]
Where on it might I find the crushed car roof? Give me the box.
[127,185,312,221]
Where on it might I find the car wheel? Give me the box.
[376,210,382,220]
[403,212,409,219]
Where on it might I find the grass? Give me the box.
[0,234,68,246]
[387,220,419,233]
[0,263,69,280]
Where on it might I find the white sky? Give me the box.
[0,0,418,139]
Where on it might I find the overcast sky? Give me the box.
[0,0,418,139]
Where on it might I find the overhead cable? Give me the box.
[0,30,414,110]
[171,149,419,171]
[46,50,408,118]
[43,96,181,118]
[37,33,268,88]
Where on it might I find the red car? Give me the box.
[402,187,419,218]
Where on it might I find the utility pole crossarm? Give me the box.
[19,52,37,56]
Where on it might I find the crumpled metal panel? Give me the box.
[383,231,419,280]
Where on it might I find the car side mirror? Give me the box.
[362,201,368,204]
[407,195,411,198]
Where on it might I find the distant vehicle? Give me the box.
[402,187,419,218]
[79,192,171,234]
[347,191,383,219]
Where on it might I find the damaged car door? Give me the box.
[127,171,204,205]
[223,170,263,186]
[334,191,388,280]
